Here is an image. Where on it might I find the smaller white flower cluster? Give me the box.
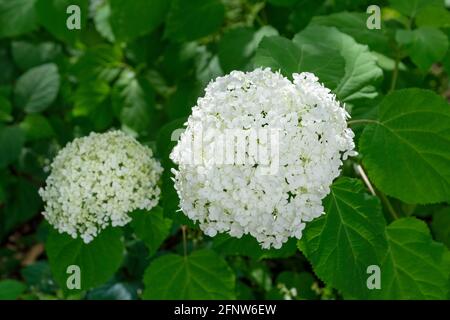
[39,130,163,243]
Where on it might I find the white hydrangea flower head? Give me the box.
[39,130,163,243]
[170,68,356,249]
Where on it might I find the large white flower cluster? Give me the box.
[39,130,163,243]
[170,68,356,249]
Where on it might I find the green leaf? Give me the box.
[370,217,450,299]
[19,114,55,141]
[0,48,15,84]
[218,27,255,73]
[156,118,194,226]
[0,0,38,38]
[93,1,115,42]
[293,26,383,102]
[36,0,89,45]
[389,0,442,17]
[360,89,450,204]
[298,177,387,299]
[73,45,123,83]
[0,280,26,300]
[267,0,299,6]
[167,81,202,120]
[165,0,225,42]
[0,95,12,122]
[109,0,169,42]
[143,249,236,299]
[73,80,110,116]
[130,207,172,256]
[254,35,345,89]
[194,47,223,87]
[112,69,155,135]
[46,227,125,292]
[73,80,112,130]
[431,208,450,249]
[11,41,61,71]
[218,26,278,73]
[416,5,450,28]
[213,234,297,260]
[1,178,41,237]
[0,126,25,168]
[396,27,448,71]
[14,63,60,113]
[311,12,390,53]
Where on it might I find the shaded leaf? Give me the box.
[130,207,172,256]
[46,227,124,292]
[143,249,235,299]
[165,0,225,42]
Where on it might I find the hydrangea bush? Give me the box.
[0,0,450,301]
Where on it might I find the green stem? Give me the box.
[181,225,187,257]
[378,192,399,220]
[390,54,399,92]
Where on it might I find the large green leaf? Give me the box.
[46,227,124,292]
[73,45,123,83]
[142,249,235,299]
[14,63,60,113]
[0,0,38,38]
[130,207,172,256]
[218,26,278,73]
[253,35,345,89]
[360,89,450,204]
[73,80,110,116]
[293,26,383,102]
[0,126,25,168]
[311,12,390,53]
[11,41,61,71]
[112,69,155,135]
[109,0,169,42]
[165,0,225,42]
[298,178,387,298]
[396,27,448,71]
[0,280,26,300]
[389,0,443,17]
[416,5,450,28]
[370,217,450,299]
[36,0,88,45]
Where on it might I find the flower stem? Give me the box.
[354,164,399,220]
[181,225,187,257]
[378,191,399,220]
[354,164,376,196]
[390,54,400,92]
